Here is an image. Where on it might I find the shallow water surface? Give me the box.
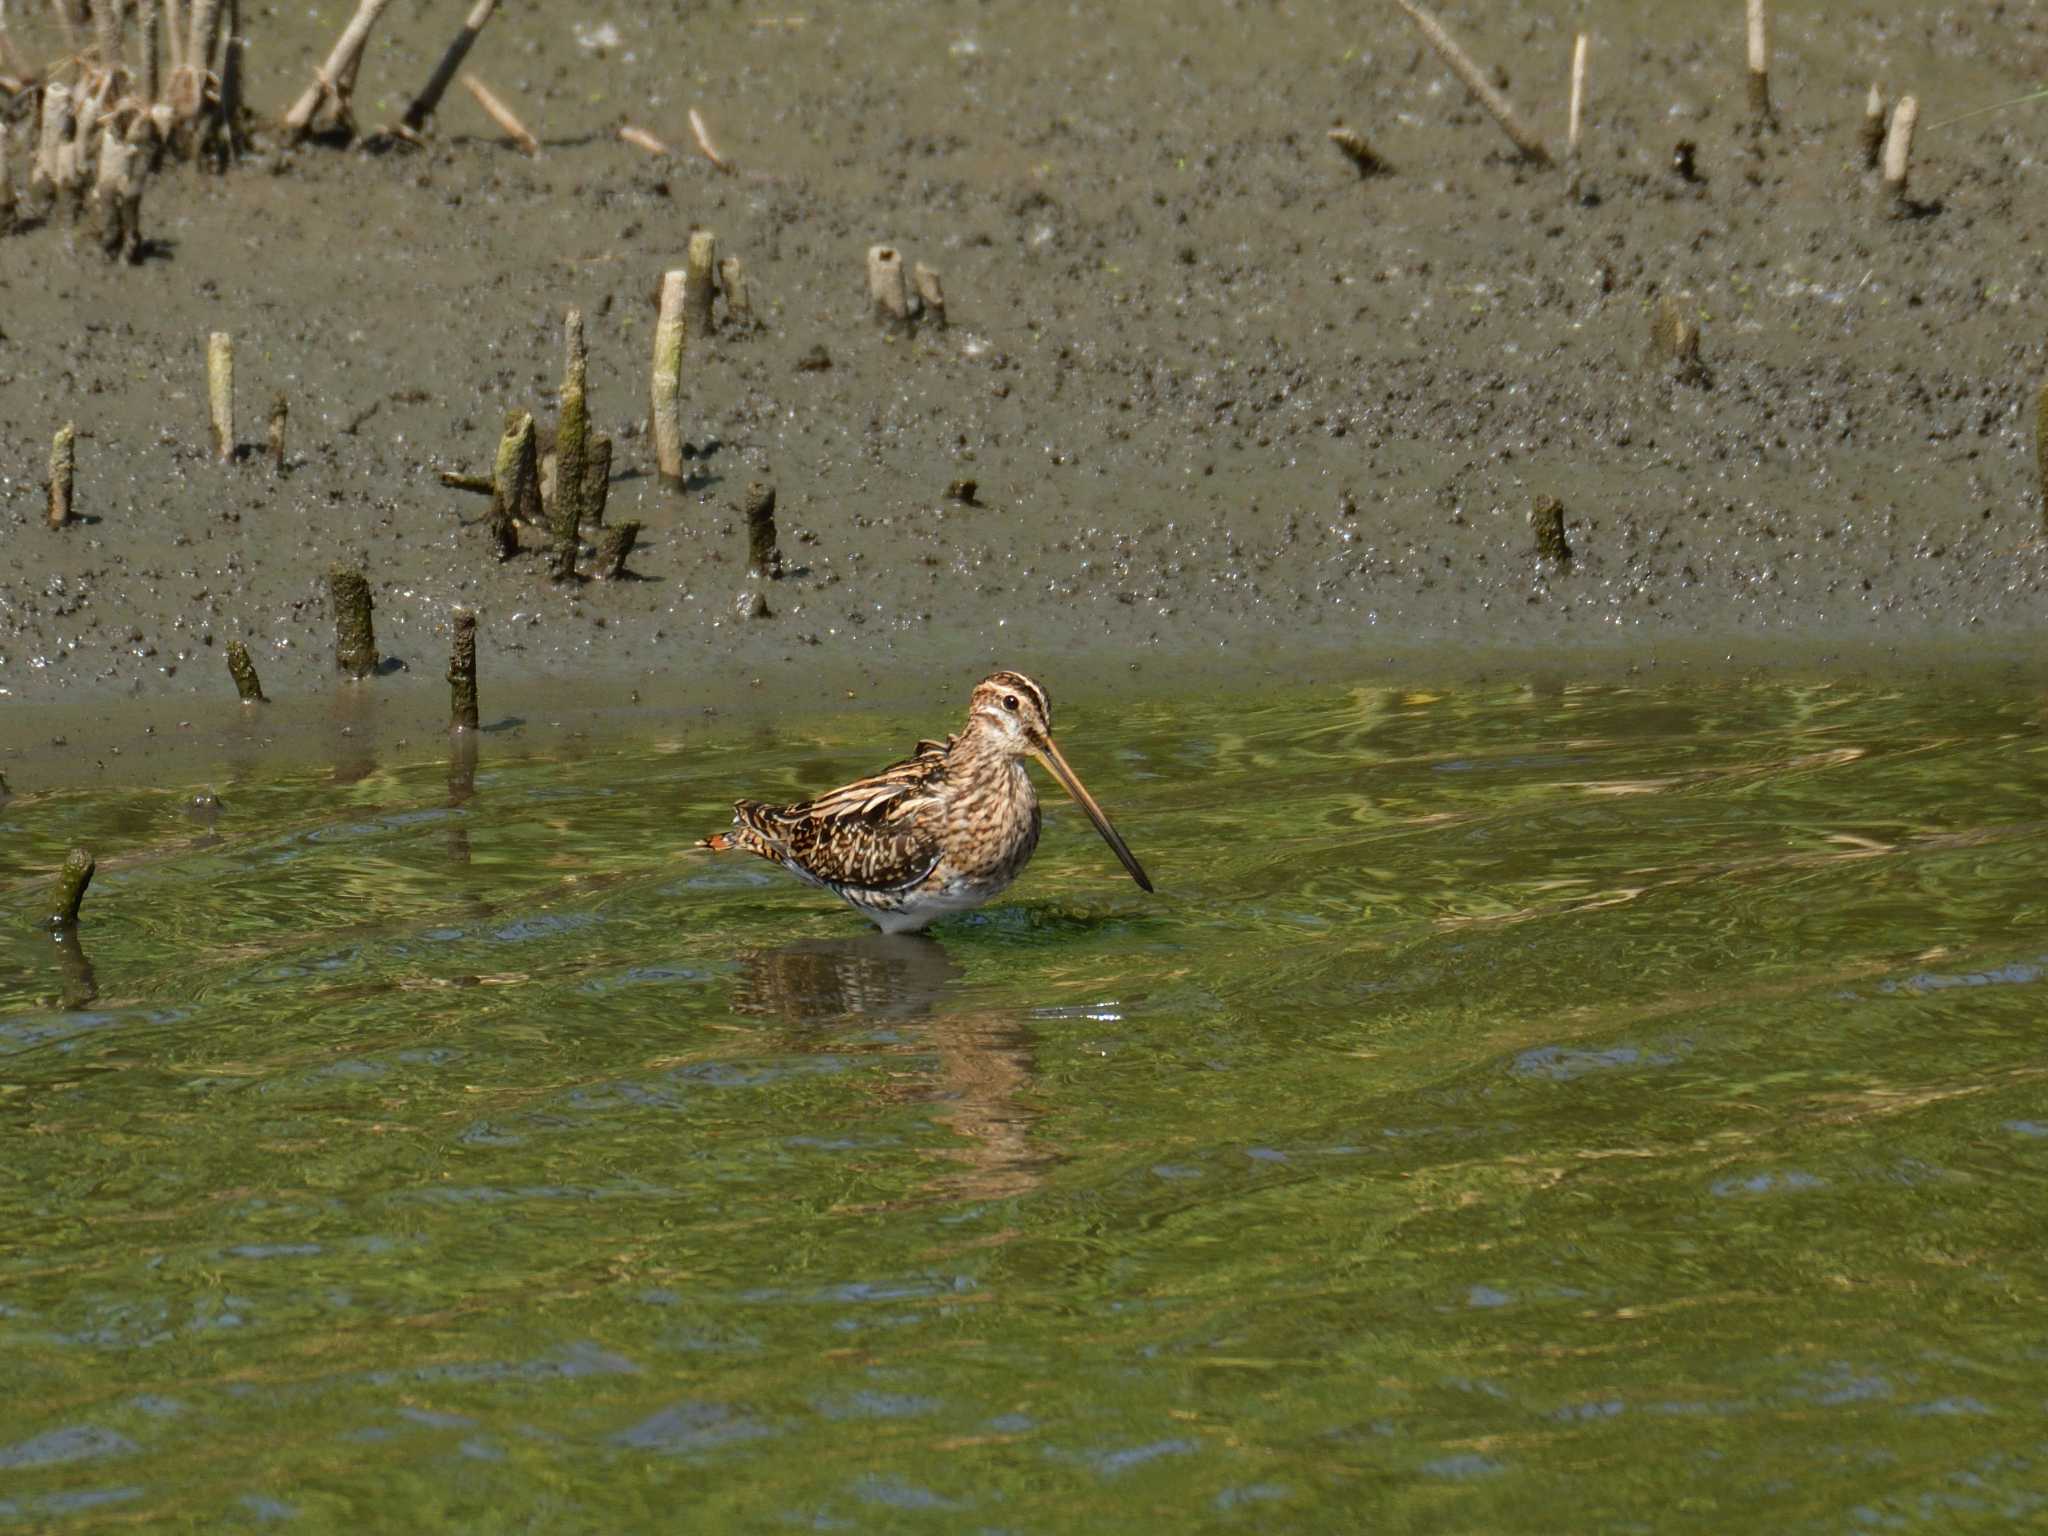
[3,676,2046,1531]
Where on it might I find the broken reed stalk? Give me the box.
[92,0,123,74]
[1882,94,1918,206]
[688,106,730,172]
[550,308,588,581]
[141,0,161,104]
[268,392,287,471]
[282,0,391,142]
[47,848,96,929]
[651,267,688,485]
[1745,0,1774,127]
[0,118,15,234]
[718,256,752,327]
[328,565,379,677]
[1327,125,1390,177]
[912,262,947,328]
[225,637,266,701]
[2037,381,2048,534]
[867,243,911,331]
[1531,495,1570,563]
[1858,84,1887,170]
[207,331,234,460]
[684,230,718,339]
[584,433,611,527]
[1567,33,1589,167]
[461,73,538,155]
[1389,0,1552,166]
[402,0,496,133]
[30,83,72,219]
[448,608,478,731]
[618,124,670,156]
[743,480,781,576]
[48,423,75,529]
[90,127,138,258]
[489,409,537,557]
[596,521,639,580]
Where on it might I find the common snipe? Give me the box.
[700,670,1152,932]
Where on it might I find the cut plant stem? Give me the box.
[46,847,95,929]
[268,392,287,472]
[329,565,379,678]
[1389,0,1551,166]
[448,607,478,731]
[283,0,392,143]
[913,262,947,327]
[719,256,752,327]
[438,469,495,494]
[1858,84,1886,170]
[596,521,639,580]
[684,229,718,340]
[1531,495,1570,562]
[225,637,266,701]
[461,73,538,155]
[651,267,688,485]
[207,330,234,461]
[1328,124,1390,177]
[2036,381,2048,534]
[551,308,588,582]
[583,433,611,528]
[743,479,781,576]
[1746,0,1774,127]
[0,117,15,234]
[688,106,729,172]
[47,422,75,529]
[1567,33,1588,163]
[490,408,539,558]
[867,243,912,331]
[618,124,669,156]
[1882,93,1918,206]
[402,0,496,134]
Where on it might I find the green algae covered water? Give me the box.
[3,675,2046,1531]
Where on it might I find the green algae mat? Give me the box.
[3,676,2045,1531]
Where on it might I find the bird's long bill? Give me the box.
[1031,734,1154,893]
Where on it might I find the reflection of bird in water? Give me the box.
[701,671,1151,931]
[729,934,963,1026]
[729,934,1049,1203]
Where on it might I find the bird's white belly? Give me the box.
[860,872,1017,934]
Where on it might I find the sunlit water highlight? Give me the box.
[3,676,2046,1530]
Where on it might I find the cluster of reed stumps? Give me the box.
[1328,0,2048,555]
[0,0,552,254]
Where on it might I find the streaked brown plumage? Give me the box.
[699,670,1152,932]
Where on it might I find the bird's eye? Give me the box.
[1002,694,1019,712]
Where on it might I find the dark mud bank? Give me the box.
[2,0,2043,757]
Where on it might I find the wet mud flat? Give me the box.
[1,0,2044,790]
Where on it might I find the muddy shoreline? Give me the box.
[2,1,2044,791]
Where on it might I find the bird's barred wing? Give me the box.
[727,740,950,891]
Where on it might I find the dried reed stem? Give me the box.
[1327,125,1390,176]
[461,72,538,154]
[207,330,234,460]
[651,267,688,484]
[1389,0,1551,165]
[688,106,729,172]
[403,0,495,133]
[1745,0,1773,126]
[329,565,379,677]
[447,608,478,731]
[47,848,95,929]
[913,262,947,327]
[225,637,266,701]
[1882,93,1917,204]
[684,229,718,339]
[867,243,911,331]
[550,308,588,581]
[47,422,75,529]
[268,392,287,472]
[595,521,639,580]
[1858,84,1886,170]
[718,255,752,328]
[618,124,668,156]
[282,0,391,142]
[1568,34,1588,160]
